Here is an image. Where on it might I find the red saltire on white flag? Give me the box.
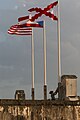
[28,1,58,21]
[8,24,32,35]
[18,1,58,22]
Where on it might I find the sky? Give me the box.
[0,0,80,99]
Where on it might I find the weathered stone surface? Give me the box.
[0,99,80,120]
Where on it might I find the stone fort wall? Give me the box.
[0,99,80,120]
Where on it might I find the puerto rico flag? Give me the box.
[19,20,44,28]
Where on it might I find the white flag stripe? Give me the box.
[15,32,32,35]
[8,29,32,33]
[18,29,32,32]
[8,30,32,35]
[8,30,32,34]
[8,28,32,32]
[8,30,14,34]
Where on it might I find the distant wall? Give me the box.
[0,99,80,120]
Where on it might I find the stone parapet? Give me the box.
[0,99,80,119]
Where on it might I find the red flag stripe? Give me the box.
[9,29,32,33]
[8,32,32,35]
[10,27,32,31]
[10,24,32,30]
[8,28,32,32]
[8,30,32,35]
[8,29,32,33]
[9,27,32,32]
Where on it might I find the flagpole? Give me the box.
[43,20,47,100]
[31,28,35,100]
[57,0,62,99]
[29,15,35,100]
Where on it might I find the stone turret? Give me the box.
[15,90,25,100]
[58,75,77,100]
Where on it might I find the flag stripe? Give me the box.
[9,27,32,32]
[10,24,32,30]
[8,24,32,35]
[15,33,32,35]
[8,30,32,35]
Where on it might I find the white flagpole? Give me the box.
[31,28,35,100]
[57,0,62,99]
[57,0,61,83]
[43,21,47,86]
[43,20,47,100]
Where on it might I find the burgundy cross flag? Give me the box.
[28,1,58,21]
[18,1,58,22]
[8,24,32,35]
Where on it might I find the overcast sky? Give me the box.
[0,0,80,99]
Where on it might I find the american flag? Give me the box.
[18,21,44,28]
[8,24,32,35]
